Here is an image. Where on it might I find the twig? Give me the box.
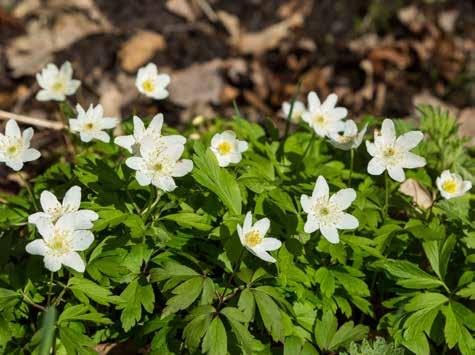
[0,110,65,130]
[194,0,218,22]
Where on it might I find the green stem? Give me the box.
[348,149,354,187]
[302,131,316,161]
[384,172,390,218]
[142,189,162,224]
[18,172,38,210]
[47,272,54,306]
[219,248,246,307]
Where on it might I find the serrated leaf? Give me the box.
[202,316,227,355]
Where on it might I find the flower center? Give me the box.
[142,80,155,93]
[47,230,71,255]
[84,122,95,132]
[313,115,326,125]
[218,141,233,155]
[52,81,65,92]
[442,179,458,194]
[245,230,262,247]
[338,135,354,143]
[4,140,22,157]
[384,147,396,157]
[320,207,330,216]
[7,145,18,155]
[153,162,163,172]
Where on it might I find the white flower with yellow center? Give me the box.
[136,63,170,100]
[114,114,185,154]
[28,186,98,226]
[125,136,193,192]
[366,119,426,182]
[69,104,117,143]
[301,92,347,137]
[25,214,95,272]
[301,176,358,244]
[328,120,367,151]
[36,62,81,102]
[0,119,41,171]
[436,170,472,200]
[282,100,306,124]
[237,211,282,263]
[210,131,248,167]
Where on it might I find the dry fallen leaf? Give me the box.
[118,31,166,72]
[399,178,433,210]
[438,9,458,33]
[165,0,199,22]
[168,59,224,107]
[234,14,304,55]
[458,108,475,146]
[398,5,426,33]
[6,13,113,76]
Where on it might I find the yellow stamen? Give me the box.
[142,80,155,93]
[442,180,457,194]
[218,141,232,155]
[384,148,395,157]
[245,230,262,247]
[52,81,65,92]
[313,115,325,125]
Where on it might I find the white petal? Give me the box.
[221,130,237,142]
[215,153,230,167]
[462,181,472,193]
[344,120,358,136]
[172,159,193,177]
[62,186,81,211]
[28,212,50,225]
[320,226,340,244]
[75,210,98,222]
[79,132,93,143]
[322,93,338,111]
[381,119,396,145]
[210,133,223,148]
[254,250,276,263]
[237,140,248,153]
[335,213,359,229]
[243,211,253,235]
[307,91,321,112]
[66,80,81,95]
[136,171,152,186]
[44,255,62,272]
[36,90,55,101]
[156,73,170,87]
[300,194,313,213]
[329,188,356,210]
[114,135,136,152]
[92,131,110,143]
[312,176,329,201]
[125,157,144,171]
[401,152,426,169]
[101,118,117,130]
[328,108,348,121]
[228,152,243,164]
[25,239,48,256]
[387,166,406,182]
[22,127,34,145]
[35,219,54,241]
[395,131,423,151]
[60,61,73,78]
[366,141,376,157]
[149,114,164,134]
[156,176,176,192]
[71,230,94,251]
[22,149,41,162]
[5,119,21,138]
[367,158,386,176]
[304,214,319,233]
[237,224,244,245]
[60,252,85,272]
[40,190,60,212]
[258,237,281,251]
[165,144,185,161]
[253,217,270,237]
[6,160,23,171]
[160,135,186,147]
[133,116,146,140]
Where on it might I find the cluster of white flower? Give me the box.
[0,60,471,269]
[26,186,98,272]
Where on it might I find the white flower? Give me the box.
[0,119,41,171]
[125,136,193,192]
[436,170,472,200]
[302,92,347,137]
[282,100,306,123]
[210,131,248,167]
[328,120,367,151]
[69,104,117,143]
[36,62,80,101]
[136,63,170,100]
[301,176,359,244]
[25,214,95,272]
[28,186,98,226]
[237,211,282,263]
[366,119,426,182]
[114,114,185,154]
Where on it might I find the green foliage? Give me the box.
[0,105,474,354]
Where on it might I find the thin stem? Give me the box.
[17,172,38,210]
[348,148,354,187]
[219,248,246,307]
[21,291,46,311]
[302,131,316,161]
[47,272,54,306]
[142,189,162,224]
[384,172,390,217]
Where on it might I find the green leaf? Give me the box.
[160,212,213,231]
[151,261,200,282]
[59,326,96,355]
[0,287,19,311]
[58,304,111,325]
[221,307,259,354]
[382,259,447,290]
[328,321,368,350]
[238,288,255,322]
[315,267,335,297]
[118,279,155,331]
[192,142,242,215]
[456,282,475,300]
[202,316,227,355]
[69,277,121,306]
[314,311,337,351]
[183,306,214,351]
[162,277,204,318]
[253,289,284,342]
